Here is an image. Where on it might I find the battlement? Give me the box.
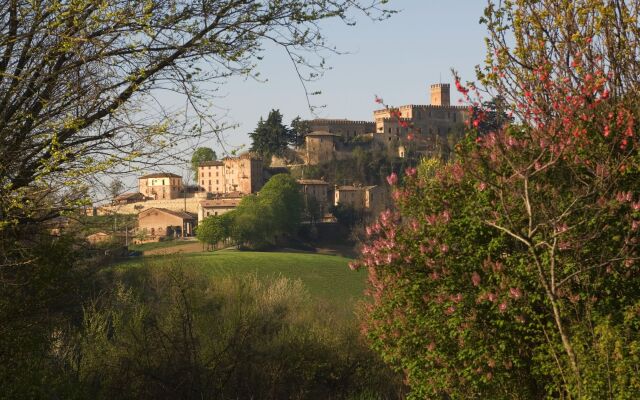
[430,83,450,88]
[308,118,375,126]
[373,104,469,115]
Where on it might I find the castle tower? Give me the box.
[430,83,450,107]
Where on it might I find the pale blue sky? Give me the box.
[202,0,488,152]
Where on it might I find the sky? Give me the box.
[195,0,489,153]
[110,1,489,195]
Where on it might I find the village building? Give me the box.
[197,196,243,222]
[138,172,183,200]
[113,192,146,204]
[334,184,384,215]
[298,179,330,214]
[137,207,196,239]
[198,153,263,195]
[304,131,342,165]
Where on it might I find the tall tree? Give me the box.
[191,147,217,181]
[290,116,311,148]
[249,110,293,161]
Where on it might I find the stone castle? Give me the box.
[300,82,469,164]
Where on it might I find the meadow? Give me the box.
[118,250,367,306]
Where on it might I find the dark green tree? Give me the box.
[290,116,311,148]
[191,147,217,181]
[230,174,303,249]
[249,110,294,161]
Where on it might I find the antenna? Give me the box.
[439,72,442,84]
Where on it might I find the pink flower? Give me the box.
[386,172,398,185]
[471,272,481,287]
[374,95,384,104]
[477,182,487,191]
[509,287,522,300]
[427,342,436,352]
[498,302,508,312]
[405,167,417,177]
[487,293,497,303]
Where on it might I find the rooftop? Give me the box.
[140,207,196,220]
[199,160,224,167]
[298,179,329,185]
[139,172,182,179]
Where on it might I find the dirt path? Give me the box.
[144,242,207,256]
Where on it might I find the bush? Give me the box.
[64,263,403,399]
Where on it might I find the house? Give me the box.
[137,207,196,239]
[198,153,263,195]
[138,172,183,200]
[297,179,330,214]
[113,192,146,204]
[334,184,384,214]
[197,197,242,222]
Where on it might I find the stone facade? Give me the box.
[373,83,469,156]
[298,179,329,214]
[334,184,384,215]
[304,132,341,165]
[197,153,263,194]
[138,173,183,200]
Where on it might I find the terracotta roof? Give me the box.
[199,160,224,167]
[114,192,144,200]
[139,172,181,179]
[139,207,196,220]
[336,185,376,191]
[297,179,329,185]
[199,199,241,208]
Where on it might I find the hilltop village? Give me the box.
[91,83,469,241]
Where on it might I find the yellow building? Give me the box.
[198,153,263,195]
[138,172,183,200]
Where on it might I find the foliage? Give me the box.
[291,116,311,148]
[108,179,125,199]
[355,2,640,398]
[249,109,295,162]
[196,212,233,250]
[331,203,361,229]
[190,147,217,181]
[64,266,404,399]
[225,174,303,249]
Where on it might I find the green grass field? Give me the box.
[127,240,194,252]
[119,250,367,305]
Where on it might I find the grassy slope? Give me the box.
[128,240,194,252]
[120,250,367,305]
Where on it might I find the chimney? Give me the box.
[430,83,450,107]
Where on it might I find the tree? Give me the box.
[355,2,640,398]
[191,147,217,181]
[230,174,303,249]
[249,110,294,162]
[290,116,311,148]
[196,212,231,250]
[108,179,125,200]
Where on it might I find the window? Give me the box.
[201,180,204,185]
[208,172,211,177]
